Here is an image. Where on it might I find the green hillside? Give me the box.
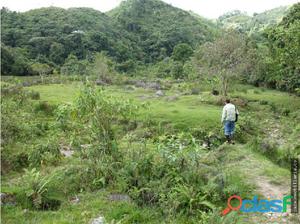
[0,6,142,67]
[1,1,299,91]
[108,0,219,62]
[218,6,290,33]
[1,0,218,75]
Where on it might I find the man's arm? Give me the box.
[221,106,226,123]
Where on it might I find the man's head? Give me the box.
[225,99,230,104]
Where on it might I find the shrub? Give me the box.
[234,115,256,143]
[56,163,107,194]
[259,100,268,105]
[191,88,200,95]
[166,184,215,215]
[1,89,35,144]
[269,102,278,113]
[55,104,74,131]
[1,150,29,172]
[115,132,228,217]
[34,101,56,115]
[22,168,61,210]
[28,90,40,100]
[28,141,61,167]
[70,84,140,155]
[212,89,219,95]
[281,108,290,116]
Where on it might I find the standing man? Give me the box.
[221,99,239,144]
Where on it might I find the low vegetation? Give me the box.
[1,77,299,223]
[1,0,300,223]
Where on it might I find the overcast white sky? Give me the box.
[1,0,299,18]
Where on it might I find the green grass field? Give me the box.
[2,80,300,224]
[27,84,221,130]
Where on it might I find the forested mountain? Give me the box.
[218,6,290,34]
[1,0,299,92]
[217,10,251,31]
[1,6,143,74]
[1,0,218,75]
[108,0,219,62]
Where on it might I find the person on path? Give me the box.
[221,99,239,144]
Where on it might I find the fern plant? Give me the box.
[23,168,57,209]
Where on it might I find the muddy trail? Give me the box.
[236,144,299,223]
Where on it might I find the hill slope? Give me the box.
[218,6,290,33]
[1,6,141,64]
[108,0,219,62]
[1,0,219,75]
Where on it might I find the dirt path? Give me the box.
[250,119,300,223]
[252,176,291,223]
[255,175,288,199]
[238,147,299,223]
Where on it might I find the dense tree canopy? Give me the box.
[0,6,142,74]
[109,0,218,62]
[262,3,300,92]
[1,0,218,75]
[172,43,193,62]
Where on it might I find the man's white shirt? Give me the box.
[221,103,239,122]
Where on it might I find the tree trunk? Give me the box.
[39,73,44,84]
[224,78,228,96]
[221,74,229,97]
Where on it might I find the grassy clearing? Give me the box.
[2,81,299,224]
[232,86,300,111]
[27,84,80,104]
[27,84,221,130]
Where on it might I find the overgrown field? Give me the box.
[1,77,300,223]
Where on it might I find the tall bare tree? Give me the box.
[193,31,247,96]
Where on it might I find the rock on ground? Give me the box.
[108,194,131,202]
[90,216,105,224]
[60,149,74,157]
[0,192,16,206]
[155,90,164,97]
[60,145,74,157]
